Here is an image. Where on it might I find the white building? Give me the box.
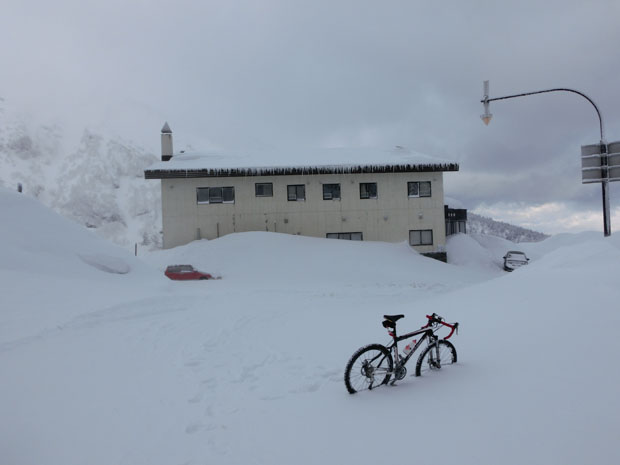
[145,124,459,260]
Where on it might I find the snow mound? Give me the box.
[0,187,161,344]
[0,187,150,278]
[468,232,522,259]
[446,233,503,274]
[525,230,619,259]
[143,231,491,291]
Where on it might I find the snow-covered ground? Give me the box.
[1,187,619,465]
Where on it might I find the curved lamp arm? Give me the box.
[481,87,605,141]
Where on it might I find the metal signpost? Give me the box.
[481,80,618,237]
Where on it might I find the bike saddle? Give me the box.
[383,314,405,323]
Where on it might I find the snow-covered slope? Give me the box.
[0,187,162,345]
[2,164,620,465]
[0,99,161,250]
[468,211,549,242]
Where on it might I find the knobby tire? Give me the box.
[344,344,393,394]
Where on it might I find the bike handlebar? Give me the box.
[425,313,459,340]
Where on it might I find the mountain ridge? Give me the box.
[0,99,162,250]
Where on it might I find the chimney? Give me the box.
[161,122,173,161]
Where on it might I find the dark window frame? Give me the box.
[255,182,273,197]
[407,181,432,198]
[326,232,363,241]
[196,186,235,204]
[409,229,433,246]
[360,182,378,199]
[287,184,306,201]
[322,183,341,200]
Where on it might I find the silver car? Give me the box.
[503,251,529,272]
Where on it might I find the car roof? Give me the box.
[166,265,195,271]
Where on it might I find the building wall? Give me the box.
[160,171,446,252]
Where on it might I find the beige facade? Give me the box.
[159,171,447,253]
[146,124,459,256]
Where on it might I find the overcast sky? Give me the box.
[2,0,620,234]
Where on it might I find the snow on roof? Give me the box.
[145,147,459,179]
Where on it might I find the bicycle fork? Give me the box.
[430,335,441,369]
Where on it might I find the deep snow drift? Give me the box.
[1,188,619,465]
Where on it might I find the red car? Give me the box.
[165,265,214,280]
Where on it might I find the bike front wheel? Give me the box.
[415,340,457,377]
[344,344,393,394]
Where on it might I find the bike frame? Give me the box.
[356,313,459,389]
[386,326,435,368]
[385,315,458,372]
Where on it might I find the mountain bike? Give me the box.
[344,313,459,394]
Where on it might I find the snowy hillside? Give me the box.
[468,211,549,242]
[0,98,162,250]
[1,189,620,465]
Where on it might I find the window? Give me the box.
[327,232,363,241]
[197,187,209,204]
[409,229,433,246]
[196,186,235,204]
[255,183,273,197]
[408,181,431,198]
[287,184,305,201]
[360,182,377,199]
[323,183,341,200]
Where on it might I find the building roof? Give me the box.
[144,147,459,179]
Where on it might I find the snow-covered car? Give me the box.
[165,264,214,280]
[503,251,529,272]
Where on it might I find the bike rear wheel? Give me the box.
[415,340,457,376]
[344,344,393,394]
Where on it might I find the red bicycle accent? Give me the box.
[425,314,458,340]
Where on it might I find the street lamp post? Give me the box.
[480,80,617,237]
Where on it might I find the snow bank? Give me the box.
[446,233,505,274]
[0,187,161,344]
[0,188,149,278]
[144,231,489,291]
